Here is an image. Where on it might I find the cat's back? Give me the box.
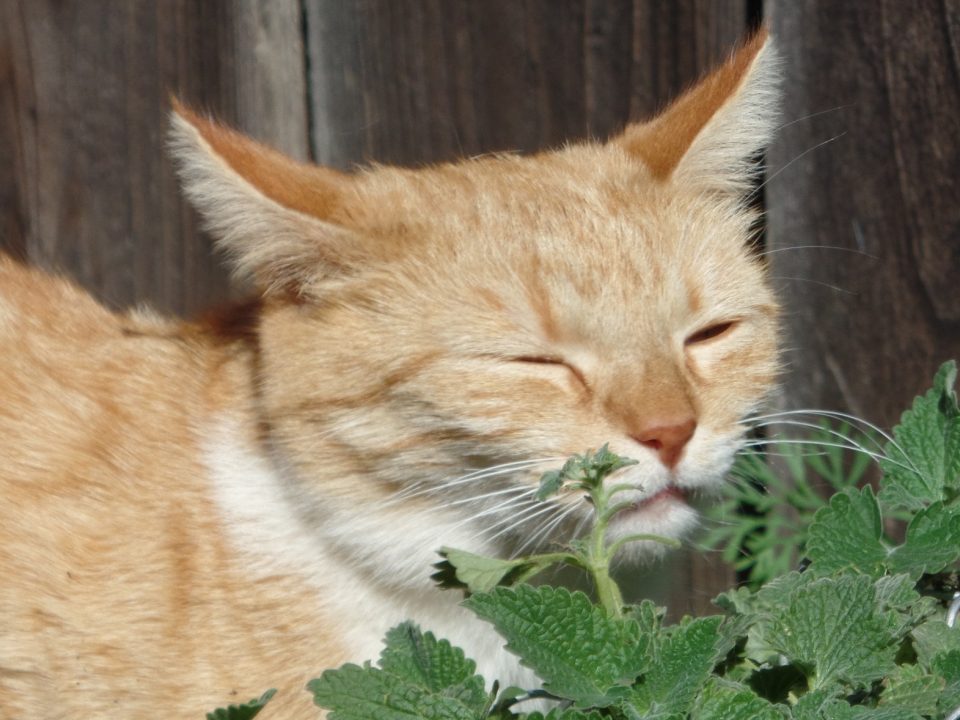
[0,256,212,592]
[0,256,205,481]
[0,258,341,717]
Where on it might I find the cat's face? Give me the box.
[174,31,780,579]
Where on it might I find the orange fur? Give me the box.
[1,32,781,717]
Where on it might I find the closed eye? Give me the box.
[685,321,737,346]
[513,356,588,389]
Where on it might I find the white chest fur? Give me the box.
[202,416,536,691]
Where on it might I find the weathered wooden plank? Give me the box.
[305,0,749,616]
[766,0,960,428]
[306,0,748,165]
[0,0,307,315]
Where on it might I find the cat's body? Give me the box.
[1,32,780,717]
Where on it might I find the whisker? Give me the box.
[445,485,538,508]
[741,434,918,477]
[774,104,851,132]
[771,275,855,295]
[444,493,541,534]
[759,244,875,260]
[752,131,846,196]
[741,436,888,463]
[387,457,557,505]
[512,502,580,558]
[746,409,918,473]
[482,503,560,545]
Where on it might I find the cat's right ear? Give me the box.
[617,28,780,194]
[169,100,365,296]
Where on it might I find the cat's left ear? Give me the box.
[168,99,373,296]
[618,28,780,193]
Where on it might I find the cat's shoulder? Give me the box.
[0,254,189,346]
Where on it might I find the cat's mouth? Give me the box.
[614,485,689,517]
[639,486,688,507]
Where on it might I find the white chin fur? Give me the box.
[605,495,700,562]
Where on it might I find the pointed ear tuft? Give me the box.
[618,28,781,192]
[168,99,359,295]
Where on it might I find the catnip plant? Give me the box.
[210,361,960,720]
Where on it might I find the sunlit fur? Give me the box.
[1,32,780,717]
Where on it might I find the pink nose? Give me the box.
[632,418,697,468]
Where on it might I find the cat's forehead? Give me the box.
[348,148,770,349]
[354,143,751,264]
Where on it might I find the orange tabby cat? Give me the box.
[0,31,780,718]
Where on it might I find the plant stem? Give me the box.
[585,482,625,617]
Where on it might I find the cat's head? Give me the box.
[172,31,780,582]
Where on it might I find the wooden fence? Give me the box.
[2,0,958,616]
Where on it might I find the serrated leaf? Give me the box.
[521,710,606,720]
[886,501,960,578]
[378,623,486,705]
[877,663,942,715]
[789,688,836,720]
[309,664,486,720]
[205,689,276,720]
[435,548,554,594]
[879,361,960,511]
[874,574,937,637]
[536,469,565,500]
[309,624,488,720]
[627,616,728,719]
[911,618,960,667]
[464,585,650,708]
[806,487,887,577]
[730,572,816,668]
[689,678,786,720]
[932,650,960,714]
[818,701,924,720]
[761,574,898,691]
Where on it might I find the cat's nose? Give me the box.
[632,418,697,468]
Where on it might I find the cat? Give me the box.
[0,29,780,718]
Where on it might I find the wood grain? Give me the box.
[766,0,960,429]
[305,0,748,166]
[0,0,307,315]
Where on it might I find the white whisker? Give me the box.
[745,408,918,474]
[385,457,558,505]
[482,503,560,545]
[512,502,580,558]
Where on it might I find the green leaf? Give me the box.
[627,616,729,719]
[378,623,487,705]
[806,487,887,577]
[932,650,960,715]
[879,360,960,511]
[724,572,816,668]
[464,585,650,708]
[761,574,898,691]
[309,623,488,720]
[521,710,606,720]
[205,689,276,720]
[434,548,555,594]
[911,618,960,667]
[536,469,565,501]
[309,664,485,720]
[689,677,786,720]
[885,501,960,578]
[535,445,638,499]
[818,701,925,720]
[877,664,942,715]
[873,574,937,637]
[789,688,836,720]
